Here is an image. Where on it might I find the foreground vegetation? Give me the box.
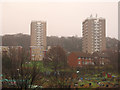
[2,46,120,89]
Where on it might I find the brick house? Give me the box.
[68,52,94,68]
[92,51,110,65]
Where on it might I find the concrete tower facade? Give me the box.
[82,16,106,54]
[30,21,46,61]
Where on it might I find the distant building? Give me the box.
[82,15,106,54]
[68,52,94,68]
[0,46,9,55]
[92,51,110,65]
[67,51,110,68]
[0,46,22,55]
[47,46,51,50]
[0,46,22,61]
[30,21,47,61]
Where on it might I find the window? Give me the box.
[102,57,104,59]
[85,61,87,65]
[78,57,81,59]
[102,62,104,65]
[81,57,84,59]
[78,61,81,64]
[82,61,84,64]
[32,57,34,60]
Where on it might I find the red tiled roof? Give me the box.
[70,52,92,57]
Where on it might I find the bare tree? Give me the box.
[2,47,41,89]
[44,46,67,72]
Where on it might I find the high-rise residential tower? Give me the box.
[30,21,46,61]
[82,16,106,54]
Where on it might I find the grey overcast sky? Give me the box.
[1,2,118,39]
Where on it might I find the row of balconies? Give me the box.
[78,57,94,60]
[36,40,43,43]
[36,29,43,32]
[31,50,43,54]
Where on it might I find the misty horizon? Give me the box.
[1,33,119,40]
[1,2,118,39]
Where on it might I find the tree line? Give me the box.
[1,33,118,52]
